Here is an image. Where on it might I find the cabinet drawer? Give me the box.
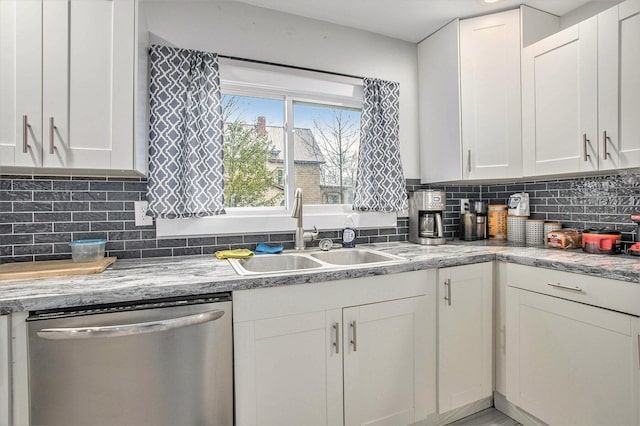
[506,263,640,316]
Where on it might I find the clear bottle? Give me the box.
[342,215,357,248]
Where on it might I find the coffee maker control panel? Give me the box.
[425,194,445,211]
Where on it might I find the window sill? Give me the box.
[156,207,397,238]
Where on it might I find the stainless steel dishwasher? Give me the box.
[27,293,233,426]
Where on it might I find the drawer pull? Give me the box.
[332,322,340,354]
[547,282,583,292]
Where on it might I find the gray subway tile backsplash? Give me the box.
[1,172,639,262]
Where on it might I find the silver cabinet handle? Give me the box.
[37,309,224,340]
[332,322,340,354]
[49,117,56,154]
[582,134,590,162]
[444,278,452,306]
[602,130,610,160]
[547,282,583,292]
[22,115,31,153]
[350,321,357,352]
[467,150,472,174]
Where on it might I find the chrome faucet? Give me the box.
[291,188,319,250]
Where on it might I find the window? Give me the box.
[220,94,361,210]
[221,95,285,208]
[156,59,397,238]
[293,102,360,206]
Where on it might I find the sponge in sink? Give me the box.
[214,249,254,259]
[254,242,284,254]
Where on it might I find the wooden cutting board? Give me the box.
[0,257,117,281]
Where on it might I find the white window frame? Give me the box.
[156,60,397,238]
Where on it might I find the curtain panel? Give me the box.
[147,45,225,219]
[352,78,408,212]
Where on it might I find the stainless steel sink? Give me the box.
[309,248,402,265]
[228,248,405,276]
[229,254,323,275]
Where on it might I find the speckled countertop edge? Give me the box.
[1,241,639,314]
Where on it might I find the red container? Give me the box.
[582,229,622,255]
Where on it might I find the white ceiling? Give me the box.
[227,0,616,42]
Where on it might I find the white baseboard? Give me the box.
[493,392,547,426]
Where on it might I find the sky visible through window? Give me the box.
[222,95,360,130]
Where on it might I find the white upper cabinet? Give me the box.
[598,0,640,170]
[523,0,640,176]
[0,0,43,168]
[522,18,598,176]
[418,19,462,184]
[418,8,556,183]
[0,0,140,175]
[459,10,522,180]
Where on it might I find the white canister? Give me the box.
[526,219,545,245]
[507,216,527,243]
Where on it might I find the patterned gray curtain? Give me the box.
[147,45,225,219]
[352,78,408,212]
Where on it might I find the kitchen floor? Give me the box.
[449,408,520,426]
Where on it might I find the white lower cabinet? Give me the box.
[493,262,507,396]
[506,264,640,426]
[0,316,9,426]
[437,263,493,414]
[343,297,430,426]
[233,271,435,426]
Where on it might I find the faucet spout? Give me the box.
[291,188,318,250]
[292,188,303,229]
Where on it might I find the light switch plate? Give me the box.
[460,199,470,213]
[134,201,153,226]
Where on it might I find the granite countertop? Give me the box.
[1,241,639,314]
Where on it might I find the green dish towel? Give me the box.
[214,249,254,259]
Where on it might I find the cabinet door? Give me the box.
[506,287,640,426]
[343,296,432,426]
[460,10,522,180]
[234,310,343,426]
[493,262,507,396]
[0,315,9,426]
[42,0,134,170]
[599,0,640,170]
[438,262,493,414]
[0,0,42,168]
[522,18,598,176]
[417,19,462,184]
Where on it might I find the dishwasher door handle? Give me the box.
[36,309,225,340]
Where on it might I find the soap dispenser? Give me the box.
[342,215,357,248]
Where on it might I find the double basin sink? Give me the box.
[228,248,406,276]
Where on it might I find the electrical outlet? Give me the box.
[134,201,153,226]
[460,198,470,213]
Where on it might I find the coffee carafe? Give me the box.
[409,190,447,245]
[472,201,488,240]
